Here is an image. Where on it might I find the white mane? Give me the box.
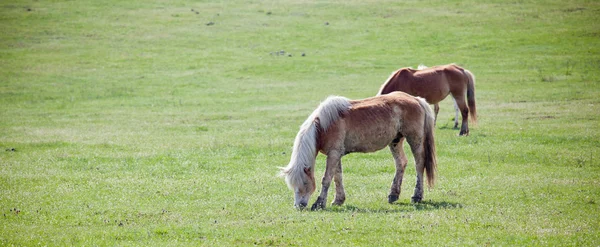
[279,96,351,189]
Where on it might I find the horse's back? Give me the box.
[436,64,467,86]
[335,93,423,153]
[411,64,465,83]
[380,64,468,104]
[396,68,450,103]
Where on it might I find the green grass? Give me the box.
[1,0,599,245]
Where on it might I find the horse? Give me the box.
[377,64,477,136]
[279,92,437,210]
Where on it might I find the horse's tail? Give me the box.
[464,69,477,124]
[279,96,351,189]
[416,97,437,188]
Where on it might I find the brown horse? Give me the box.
[279,92,437,210]
[377,64,477,136]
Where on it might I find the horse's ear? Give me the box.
[304,167,311,175]
[313,118,323,132]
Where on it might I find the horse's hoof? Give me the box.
[388,195,399,203]
[311,202,325,211]
[332,199,345,206]
[411,196,422,203]
[311,198,326,211]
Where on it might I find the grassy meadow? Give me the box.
[1,0,599,245]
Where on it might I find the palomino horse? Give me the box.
[280,92,437,210]
[377,64,477,136]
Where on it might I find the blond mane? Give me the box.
[279,96,351,190]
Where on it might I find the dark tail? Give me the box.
[464,69,477,124]
[415,97,437,188]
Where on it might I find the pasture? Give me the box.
[1,0,599,245]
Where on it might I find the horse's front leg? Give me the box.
[453,98,460,129]
[388,138,407,203]
[332,160,346,206]
[311,152,341,210]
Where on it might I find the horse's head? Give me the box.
[281,166,316,209]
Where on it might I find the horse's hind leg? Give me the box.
[407,137,425,203]
[332,160,346,206]
[388,137,407,203]
[311,152,341,210]
[455,96,469,136]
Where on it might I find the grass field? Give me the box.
[1,0,599,245]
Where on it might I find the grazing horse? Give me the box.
[279,92,437,210]
[377,64,477,136]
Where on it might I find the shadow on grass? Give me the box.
[437,122,459,130]
[324,200,463,214]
